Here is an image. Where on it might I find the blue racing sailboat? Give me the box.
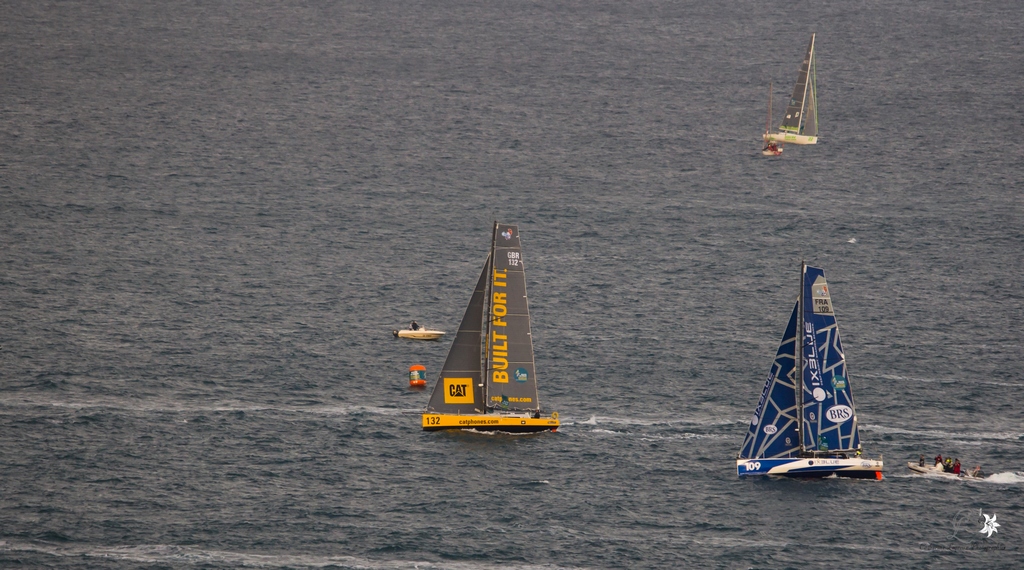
[736,263,883,478]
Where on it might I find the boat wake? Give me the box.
[565,414,738,428]
[2,399,421,418]
[981,471,1024,484]
[0,540,571,569]
[862,424,1022,442]
[857,372,1024,388]
[897,471,1024,485]
[19,400,287,416]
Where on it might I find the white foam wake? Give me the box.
[3,399,421,417]
[982,471,1024,484]
[856,372,1024,388]
[0,541,580,569]
[564,414,739,428]
[862,424,1022,442]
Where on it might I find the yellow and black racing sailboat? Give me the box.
[422,222,559,433]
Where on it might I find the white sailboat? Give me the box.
[764,33,819,146]
[737,263,883,478]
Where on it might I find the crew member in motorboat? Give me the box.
[410,321,420,331]
[952,459,961,476]
[934,454,943,467]
[918,455,926,467]
[943,457,954,472]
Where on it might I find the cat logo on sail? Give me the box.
[443,378,474,404]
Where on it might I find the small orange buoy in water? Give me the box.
[409,364,427,388]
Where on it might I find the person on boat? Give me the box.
[410,321,420,331]
[918,455,926,467]
[953,459,961,476]
[934,454,943,467]
[943,457,954,473]
[970,465,984,478]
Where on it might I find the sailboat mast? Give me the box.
[809,48,818,136]
[481,222,497,410]
[766,81,773,134]
[798,34,815,134]
[796,261,805,453]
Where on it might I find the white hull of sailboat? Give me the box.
[737,457,883,479]
[765,132,817,145]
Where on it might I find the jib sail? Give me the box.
[739,303,801,459]
[425,258,489,414]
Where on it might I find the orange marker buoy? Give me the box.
[409,364,427,388]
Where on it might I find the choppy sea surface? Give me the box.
[1,1,1022,568]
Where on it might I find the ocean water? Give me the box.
[1,0,1022,567]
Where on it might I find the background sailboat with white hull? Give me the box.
[736,263,882,478]
[764,33,818,146]
[422,222,560,433]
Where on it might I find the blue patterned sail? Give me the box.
[799,266,860,453]
[738,304,801,459]
[736,264,880,478]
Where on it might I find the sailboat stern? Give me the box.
[737,457,883,479]
[422,412,559,433]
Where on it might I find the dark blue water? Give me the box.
[2,0,1021,567]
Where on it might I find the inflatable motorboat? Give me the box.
[393,328,445,340]
[907,462,983,479]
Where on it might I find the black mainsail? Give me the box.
[779,33,817,137]
[485,223,541,412]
